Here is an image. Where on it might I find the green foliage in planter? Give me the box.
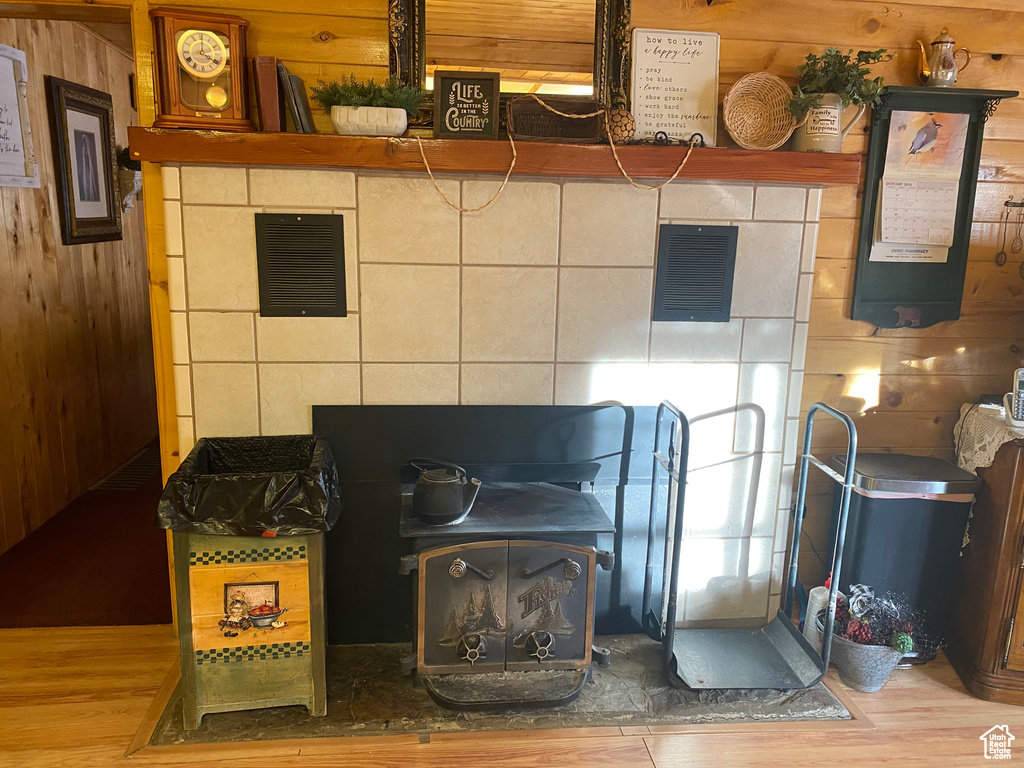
[789,47,894,119]
[309,76,424,118]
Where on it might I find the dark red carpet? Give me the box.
[0,474,172,627]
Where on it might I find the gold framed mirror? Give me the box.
[388,0,631,124]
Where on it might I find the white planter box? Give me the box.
[330,106,408,137]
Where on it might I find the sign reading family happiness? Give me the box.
[433,71,500,140]
[630,29,720,146]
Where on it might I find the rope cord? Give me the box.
[413,93,699,209]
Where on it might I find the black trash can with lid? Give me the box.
[828,453,981,645]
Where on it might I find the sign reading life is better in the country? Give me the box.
[433,71,500,140]
[630,29,720,146]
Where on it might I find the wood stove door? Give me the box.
[418,541,509,674]
[506,541,596,671]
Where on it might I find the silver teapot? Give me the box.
[917,27,971,87]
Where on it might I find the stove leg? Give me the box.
[592,645,611,668]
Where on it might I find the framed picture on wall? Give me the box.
[45,76,122,244]
[0,44,39,188]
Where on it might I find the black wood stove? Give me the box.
[399,475,615,710]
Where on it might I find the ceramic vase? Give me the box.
[791,93,865,153]
[330,105,408,137]
[830,634,904,692]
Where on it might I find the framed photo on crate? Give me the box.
[45,76,122,245]
[0,44,39,188]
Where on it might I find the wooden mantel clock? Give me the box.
[150,8,254,131]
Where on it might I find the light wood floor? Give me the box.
[3,624,1024,767]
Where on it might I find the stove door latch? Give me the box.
[398,554,419,575]
[596,549,615,571]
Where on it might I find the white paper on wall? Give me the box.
[0,55,25,176]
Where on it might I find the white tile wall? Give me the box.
[462,267,557,361]
[462,180,560,265]
[165,165,824,624]
[560,183,658,266]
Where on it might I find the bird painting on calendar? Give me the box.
[885,111,969,178]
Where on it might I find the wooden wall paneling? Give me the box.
[632,0,1024,57]
[0,15,157,554]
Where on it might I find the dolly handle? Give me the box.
[785,402,857,673]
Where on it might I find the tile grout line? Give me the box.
[174,174,198,447]
[252,311,263,435]
[353,175,364,405]
[551,181,567,404]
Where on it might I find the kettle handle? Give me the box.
[408,457,467,478]
[955,47,971,74]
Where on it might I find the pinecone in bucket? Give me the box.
[844,618,875,645]
[606,109,636,143]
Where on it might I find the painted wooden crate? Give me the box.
[172,531,326,729]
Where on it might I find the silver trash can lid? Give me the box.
[829,453,980,496]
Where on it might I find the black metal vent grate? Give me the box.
[255,213,347,317]
[653,224,738,323]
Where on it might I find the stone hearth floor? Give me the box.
[151,634,849,745]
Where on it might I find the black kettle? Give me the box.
[408,459,481,525]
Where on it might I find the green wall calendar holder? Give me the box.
[852,86,1017,329]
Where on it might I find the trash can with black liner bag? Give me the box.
[157,435,342,729]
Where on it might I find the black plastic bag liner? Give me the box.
[157,435,343,536]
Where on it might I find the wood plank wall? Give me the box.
[630,0,1024,584]
[0,18,157,556]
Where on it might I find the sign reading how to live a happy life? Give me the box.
[630,29,720,146]
[433,70,500,140]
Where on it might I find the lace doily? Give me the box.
[954,403,1024,475]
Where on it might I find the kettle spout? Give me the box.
[916,40,930,83]
[463,477,482,514]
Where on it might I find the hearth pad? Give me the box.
[149,634,851,746]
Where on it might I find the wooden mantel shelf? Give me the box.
[128,127,864,186]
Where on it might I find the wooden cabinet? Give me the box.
[948,439,1024,703]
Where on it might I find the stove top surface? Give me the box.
[399,481,615,537]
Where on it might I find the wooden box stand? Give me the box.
[948,439,1024,704]
[171,532,327,729]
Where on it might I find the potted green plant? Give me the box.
[818,584,919,693]
[789,47,893,152]
[310,76,424,137]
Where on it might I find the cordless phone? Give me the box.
[1015,368,1024,422]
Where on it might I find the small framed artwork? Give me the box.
[45,76,122,245]
[223,581,279,612]
[0,44,39,188]
[432,70,500,139]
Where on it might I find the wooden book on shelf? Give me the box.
[252,56,285,132]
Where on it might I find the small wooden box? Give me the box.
[172,531,326,729]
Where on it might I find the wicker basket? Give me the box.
[723,72,798,151]
[506,96,604,143]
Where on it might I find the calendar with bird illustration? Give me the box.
[871,110,969,260]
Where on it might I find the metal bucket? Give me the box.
[830,635,903,692]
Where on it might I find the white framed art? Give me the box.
[630,29,720,146]
[0,43,39,188]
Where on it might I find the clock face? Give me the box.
[175,29,228,79]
